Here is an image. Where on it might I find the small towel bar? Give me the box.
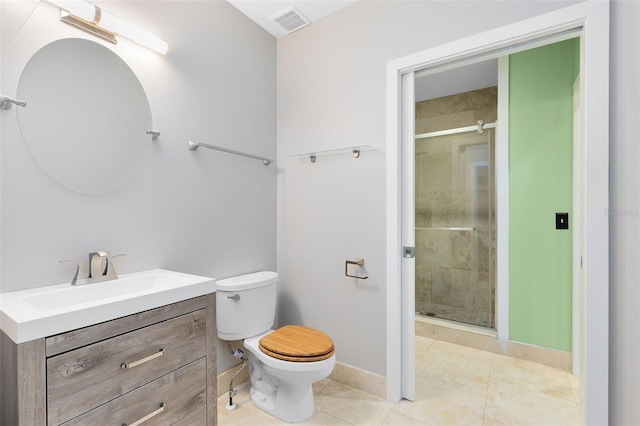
[345,258,368,279]
[188,140,273,166]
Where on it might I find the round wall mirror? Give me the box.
[16,38,153,194]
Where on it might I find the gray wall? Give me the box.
[0,0,276,373]
[276,0,576,377]
[277,0,640,423]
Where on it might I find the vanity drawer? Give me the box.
[61,358,206,426]
[173,406,207,426]
[47,309,206,425]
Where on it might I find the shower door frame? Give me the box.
[385,1,609,424]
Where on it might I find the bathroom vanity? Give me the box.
[0,270,217,425]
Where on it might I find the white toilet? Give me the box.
[216,271,336,423]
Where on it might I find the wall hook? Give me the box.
[146,129,161,140]
[0,96,27,109]
[345,257,368,279]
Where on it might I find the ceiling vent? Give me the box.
[269,6,311,34]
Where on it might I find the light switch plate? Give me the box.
[556,212,569,230]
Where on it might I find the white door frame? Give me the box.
[385,2,609,424]
[572,73,585,377]
[399,72,416,401]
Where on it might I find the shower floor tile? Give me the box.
[218,336,579,425]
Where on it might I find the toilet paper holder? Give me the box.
[345,258,368,279]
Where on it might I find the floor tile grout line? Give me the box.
[566,371,581,411]
[481,353,494,425]
[316,407,357,425]
[390,400,436,426]
[381,408,393,426]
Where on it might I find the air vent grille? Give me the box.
[270,6,311,33]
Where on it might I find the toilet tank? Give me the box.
[216,271,278,341]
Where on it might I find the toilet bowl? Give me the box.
[244,328,336,422]
[216,271,336,423]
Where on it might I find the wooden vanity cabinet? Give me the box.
[0,293,217,426]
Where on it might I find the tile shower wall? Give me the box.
[415,87,497,327]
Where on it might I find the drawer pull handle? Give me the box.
[121,348,164,369]
[122,402,165,426]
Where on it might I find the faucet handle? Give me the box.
[60,259,87,286]
[105,253,126,276]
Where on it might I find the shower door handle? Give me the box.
[403,246,415,258]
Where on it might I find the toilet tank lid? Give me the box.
[216,271,278,291]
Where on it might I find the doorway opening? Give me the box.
[386,3,609,423]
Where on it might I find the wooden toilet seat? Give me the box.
[259,325,335,362]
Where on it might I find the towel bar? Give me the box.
[345,258,368,279]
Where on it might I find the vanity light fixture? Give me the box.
[45,0,168,55]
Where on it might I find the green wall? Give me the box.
[509,38,579,352]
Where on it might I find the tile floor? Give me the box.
[217,336,580,425]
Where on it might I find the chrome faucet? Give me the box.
[60,251,126,285]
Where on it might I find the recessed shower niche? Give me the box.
[16,38,153,194]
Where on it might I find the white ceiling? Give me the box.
[227,0,356,38]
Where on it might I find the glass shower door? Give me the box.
[415,130,495,328]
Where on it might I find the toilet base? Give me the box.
[250,383,315,423]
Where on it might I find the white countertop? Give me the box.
[0,269,216,344]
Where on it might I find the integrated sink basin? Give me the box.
[0,269,216,344]
[19,276,157,312]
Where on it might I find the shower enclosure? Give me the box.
[414,88,497,328]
